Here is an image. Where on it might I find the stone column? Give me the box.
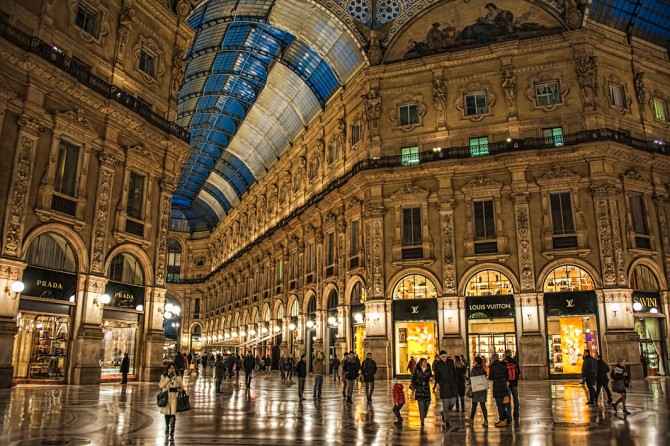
[364,299,390,379]
[70,274,106,384]
[141,286,168,382]
[600,288,642,378]
[439,296,464,356]
[336,305,349,359]
[517,293,546,379]
[0,259,25,387]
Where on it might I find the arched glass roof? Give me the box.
[171,0,365,233]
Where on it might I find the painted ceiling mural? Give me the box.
[172,0,670,233]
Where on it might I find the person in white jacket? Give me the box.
[159,363,184,442]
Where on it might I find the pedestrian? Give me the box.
[174,351,185,377]
[610,360,631,415]
[343,351,360,403]
[265,356,272,373]
[215,354,225,393]
[159,362,184,443]
[596,354,613,406]
[296,354,307,401]
[411,358,432,428]
[581,349,598,405]
[504,350,520,426]
[340,352,349,396]
[433,350,458,428]
[235,354,241,381]
[279,356,286,382]
[201,355,208,376]
[361,352,378,404]
[454,355,467,413]
[312,351,325,399]
[331,354,340,382]
[490,353,512,427]
[468,356,489,427]
[408,356,417,375]
[287,356,295,384]
[392,382,406,423]
[243,352,255,389]
[120,353,130,385]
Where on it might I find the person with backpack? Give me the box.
[504,350,521,426]
[392,382,406,423]
[343,351,360,403]
[610,360,631,415]
[489,353,512,427]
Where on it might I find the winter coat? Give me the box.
[120,356,130,374]
[392,383,406,405]
[296,359,307,378]
[505,357,520,387]
[489,360,510,399]
[361,358,378,382]
[174,354,186,371]
[343,357,360,380]
[611,364,629,393]
[596,358,610,383]
[470,364,488,403]
[433,359,458,399]
[215,359,226,379]
[454,362,467,396]
[243,355,255,373]
[582,356,597,381]
[159,373,183,415]
[312,357,325,375]
[411,366,432,401]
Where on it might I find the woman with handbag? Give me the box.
[411,358,433,428]
[610,360,631,415]
[159,363,184,442]
[468,356,488,427]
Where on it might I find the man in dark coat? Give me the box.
[296,354,307,401]
[490,353,512,427]
[215,354,225,393]
[174,351,185,376]
[581,350,598,405]
[361,353,378,403]
[433,350,458,427]
[343,351,360,403]
[504,350,521,426]
[120,353,130,384]
[595,354,612,405]
[243,352,255,389]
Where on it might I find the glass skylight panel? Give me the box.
[193,24,229,53]
[235,0,274,18]
[222,24,251,47]
[185,53,216,78]
[278,106,303,136]
[218,98,246,119]
[328,35,362,82]
[208,131,230,147]
[203,0,238,21]
[203,184,232,212]
[265,123,290,151]
[213,115,237,134]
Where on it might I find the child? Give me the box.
[392,382,406,423]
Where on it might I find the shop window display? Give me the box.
[465,270,513,296]
[101,320,137,377]
[547,315,598,375]
[543,265,594,293]
[28,315,69,380]
[392,274,437,300]
[395,321,437,375]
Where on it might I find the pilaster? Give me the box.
[600,288,642,378]
[0,259,25,387]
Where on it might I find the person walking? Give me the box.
[490,353,512,427]
[313,351,325,400]
[296,354,307,401]
[596,354,613,406]
[454,355,467,413]
[392,382,406,423]
[159,363,184,443]
[174,351,185,377]
[340,352,349,396]
[408,356,417,375]
[610,360,631,415]
[433,350,458,428]
[469,356,489,427]
[331,354,341,382]
[504,350,521,426]
[361,352,378,404]
[581,350,598,405]
[120,353,130,385]
[243,352,255,389]
[411,358,432,428]
[343,351,360,403]
[201,355,208,376]
[215,354,225,393]
[279,356,287,383]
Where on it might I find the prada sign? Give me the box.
[466,295,515,320]
[544,291,597,316]
[393,299,438,321]
[105,281,145,309]
[22,267,76,301]
[633,291,661,313]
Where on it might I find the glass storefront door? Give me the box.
[547,315,598,375]
[353,325,365,360]
[635,317,666,376]
[28,315,70,380]
[394,321,437,375]
[101,320,137,377]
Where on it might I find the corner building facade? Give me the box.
[180,1,670,381]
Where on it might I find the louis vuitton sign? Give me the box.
[466,295,515,320]
[544,291,597,316]
[393,299,438,321]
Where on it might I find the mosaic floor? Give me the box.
[0,371,668,445]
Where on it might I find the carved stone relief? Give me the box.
[90,154,116,273]
[362,87,382,133]
[591,183,617,286]
[432,75,449,129]
[514,195,535,291]
[440,204,457,295]
[155,191,172,287]
[501,65,517,114]
[574,53,598,111]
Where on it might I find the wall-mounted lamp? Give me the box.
[306,320,315,329]
[135,304,144,312]
[353,312,364,324]
[6,280,24,299]
[288,322,297,331]
[274,325,281,333]
[327,316,337,326]
[249,329,257,336]
[69,295,76,303]
[94,293,111,307]
[633,302,643,312]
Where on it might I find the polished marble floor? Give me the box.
[0,371,668,445]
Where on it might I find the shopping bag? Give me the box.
[176,390,191,412]
[157,390,169,407]
[470,374,488,393]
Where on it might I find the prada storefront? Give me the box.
[14,233,78,382]
[102,253,145,380]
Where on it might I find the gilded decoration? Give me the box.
[574,53,598,110]
[526,72,570,112]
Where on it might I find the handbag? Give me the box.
[176,390,191,412]
[470,374,488,393]
[465,380,473,398]
[157,390,168,408]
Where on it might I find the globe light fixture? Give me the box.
[633,302,643,312]
[135,304,144,312]
[306,320,315,329]
[99,293,111,305]
[353,312,364,324]
[10,280,25,293]
[288,322,297,331]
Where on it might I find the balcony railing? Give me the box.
[0,16,189,142]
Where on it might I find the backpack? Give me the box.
[506,361,518,381]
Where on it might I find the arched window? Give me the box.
[393,274,437,300]
[167,239,182,282]
[543,265,594,292]
[327,290,338,310]
[465,270,513,296]
[290,299,299,317]
[26,233,77,272]
[631,264,659,291]
[307,295,317,314]
[109,253,144,286]
[351,282,367,305]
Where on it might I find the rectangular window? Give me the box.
[54,140,79,197]
[351,123,361,146]
[608,83,626,108]
[326,233,335,266]
[469,136,489,157]
[550,192,577,249]
[399,104,419,126]
[630,193,651,249]
[534,81,561,107]
[275,259,283,285]
[464,91,488,116]
[653,97,667,122]
[400,146,420,166]
[543,127,564,147]
[139,49,156,77]
[126,172,145,220]
[75,2,99,37]
[194,298,201,319]
[473,200,496,240]
[402,207,422,246]
[350,220,360,256]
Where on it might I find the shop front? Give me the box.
[393,298,439,376]
[102,311,139,378]
[350,282,366,361]
[633,292,666,376]
[305,295,317,368]
[326,290,339,362]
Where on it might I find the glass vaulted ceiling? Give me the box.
[171,0,365,232]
